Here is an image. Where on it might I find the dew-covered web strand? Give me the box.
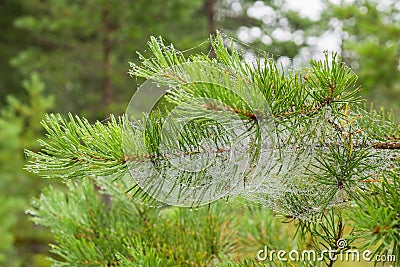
[125,39,278,207]
[126,34,318,213]
[122,33,399,219]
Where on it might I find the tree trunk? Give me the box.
[101,5,111,107]
[205,0,216,58]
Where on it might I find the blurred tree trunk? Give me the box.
[101,5,112,107]
[100,3,112,206]
[205,0,216,58]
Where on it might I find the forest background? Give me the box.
[0,0,399,266]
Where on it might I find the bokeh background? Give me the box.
[0,0,399,266]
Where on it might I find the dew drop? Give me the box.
[25,209,34,215]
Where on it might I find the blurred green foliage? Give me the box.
[28,176,313,266]
[0,0,399,266]
[11,0,209,118]
[0,73,54,266]
[324,0,400,113]
[0,196,23,266]
[0,0,31,103]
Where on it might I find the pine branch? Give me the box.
[25,113,127,180]
[347,172,400,261]
[25,33,400,217]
